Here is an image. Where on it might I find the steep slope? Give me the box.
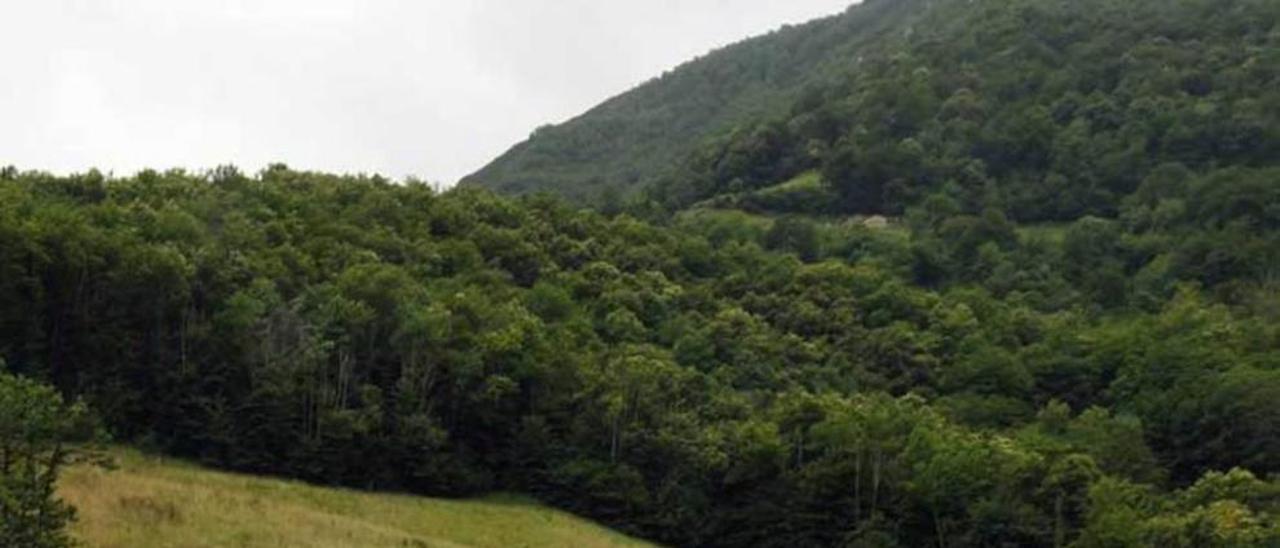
[462,0,922,202]
[467,0,1279,220]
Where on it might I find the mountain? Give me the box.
[466,0,1279,222]
[461,0,920,202]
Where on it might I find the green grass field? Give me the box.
[754,170,823,196]
[60,450,656,548]
[1017,223,1071,244]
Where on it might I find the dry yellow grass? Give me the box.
[59,450,656,548]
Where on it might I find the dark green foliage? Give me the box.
[763,217,820,261]
[2,164,1278,545]
[469,0,1279,231]
[0,369,101,548]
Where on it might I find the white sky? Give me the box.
[0,0,853,185]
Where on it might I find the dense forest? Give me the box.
[4,0,1280,545]
[1,162,1278,546]
[467,0,1279,219]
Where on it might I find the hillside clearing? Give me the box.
[60,450,656,548]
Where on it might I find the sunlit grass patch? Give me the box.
[61,449,656,548]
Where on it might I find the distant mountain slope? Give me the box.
[466,0,1279,221]
[462,0,922,202]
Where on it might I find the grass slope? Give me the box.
[60,450,656,548]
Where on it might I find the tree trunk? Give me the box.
[854,449,862,521]
[610,413,622,464]
[934,508,947,548]
[1054,493,1065,548]
[871,449,882,515]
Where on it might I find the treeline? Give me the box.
[1,166,1278,546]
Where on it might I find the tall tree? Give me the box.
[0,369,101,548]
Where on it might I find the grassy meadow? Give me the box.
[60,450,656,548]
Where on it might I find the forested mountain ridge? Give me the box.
[461,0,923,201]
[467,0,1280,221]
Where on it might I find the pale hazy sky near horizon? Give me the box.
[1,0,854,184]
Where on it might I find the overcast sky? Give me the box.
[1,0,853,184]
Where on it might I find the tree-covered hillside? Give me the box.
[466,0,1279,221]
[5,0,1280,546]
[462,0,922,201]
[2,166,1279,546]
